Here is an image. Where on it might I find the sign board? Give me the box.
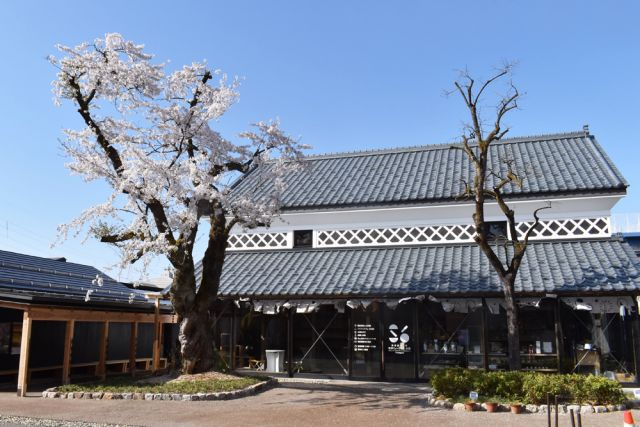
[634,389,640,400]
[353,324,377,352]
[387,323,411,354]
[469,391,478,401]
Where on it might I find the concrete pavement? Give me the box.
[0,381,638,426]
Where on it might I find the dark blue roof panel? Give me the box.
[0,250,154,309]
[216,239,640,298]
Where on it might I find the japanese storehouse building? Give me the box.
[0,250,177,395]
[208,129,640,383]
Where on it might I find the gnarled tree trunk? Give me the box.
[171,211,229,374]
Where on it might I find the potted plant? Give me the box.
[464,400,477,412]
[510,401,522,414]
[484,400,499,413]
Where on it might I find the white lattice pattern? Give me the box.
[315,224,476,248]
[514,217,610,240]
[227,232,292,251]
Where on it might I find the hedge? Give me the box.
[430,368,625,405]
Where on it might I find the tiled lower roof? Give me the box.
[217,239,640,298]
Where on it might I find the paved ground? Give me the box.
[0,380,639,426]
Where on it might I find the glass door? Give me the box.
[350,304,381,379]
[383,302,416,380]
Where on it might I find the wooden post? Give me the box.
[96,321,109,380]
[555,299,564,373]
[16,311,32,397]
[413,302,419,380]
[152,298,161,373]
[129,321,138,376]
[481,299,489,370]
[62,320,75,385]
[230,305,237,370]
[287,308,294,378]
[347,307,353,379]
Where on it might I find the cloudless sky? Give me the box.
[1,1,639,280]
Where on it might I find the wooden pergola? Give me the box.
[0,298,177,396]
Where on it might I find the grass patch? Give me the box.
[56,374,266,394]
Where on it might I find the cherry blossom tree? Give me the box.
[50,33,307,373]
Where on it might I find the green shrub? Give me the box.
[430,368,477,398]
[576,375,625,405]
[522,373,573,404]
[430,369,625,405]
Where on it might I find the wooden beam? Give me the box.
[152,299,161,373]
[62,320,75,385]
[129,322,138,377]
[27,306,177,323]
[16,311,32,397]
[96,321,109,380]
[0,300,29,311]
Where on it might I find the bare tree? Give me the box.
[450,65,549,370]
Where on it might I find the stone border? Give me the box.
[426,393,632,414]
[42,378,276,401]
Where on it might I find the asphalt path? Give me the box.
[0,380,638,426]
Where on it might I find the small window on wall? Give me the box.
[0,322,21,355]
[484,221,508,241]
[294,230,313,248]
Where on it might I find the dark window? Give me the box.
[294,230,313,248]
[484,221,508,241]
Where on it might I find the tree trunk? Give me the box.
[170,256,216,374]
[178,304,215,374]
[501,275,521,370]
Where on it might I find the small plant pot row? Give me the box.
[426,393,630,414]
[42,379,275,401]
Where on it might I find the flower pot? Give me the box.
[464,402,476,412]
[510,404,522,414]
[485,402,498,413]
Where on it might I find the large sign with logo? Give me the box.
[387,323,411,354]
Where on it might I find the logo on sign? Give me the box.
[388,324,410,343]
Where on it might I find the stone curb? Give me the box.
[425,392,632,414]
[42,378,276,401]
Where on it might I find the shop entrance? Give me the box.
[350,302,417,381]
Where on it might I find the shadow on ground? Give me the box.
[271,381,435,412]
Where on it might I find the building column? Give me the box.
[62,320,75,385]
[481,299,489,370]
[555,299,565,373]
[152,299,161,373]
[96,321,109,380]
[287,308,294,378]
[129,321,138,376]
[16,311,32,397]
[347,307,353,379]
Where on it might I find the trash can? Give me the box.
[265,349,285,373]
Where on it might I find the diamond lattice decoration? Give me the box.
[514,217,610,240]
[227,232,291,251]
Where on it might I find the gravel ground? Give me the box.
[0,414,135,427]
[1,381,639,426]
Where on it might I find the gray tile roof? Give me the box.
[216,239,640,298]
[0,250,154,309]
[231,131,627,210]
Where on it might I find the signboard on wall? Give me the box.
[353,323,377,352]
[387,323,411,354]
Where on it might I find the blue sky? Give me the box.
[1,1,639,280]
